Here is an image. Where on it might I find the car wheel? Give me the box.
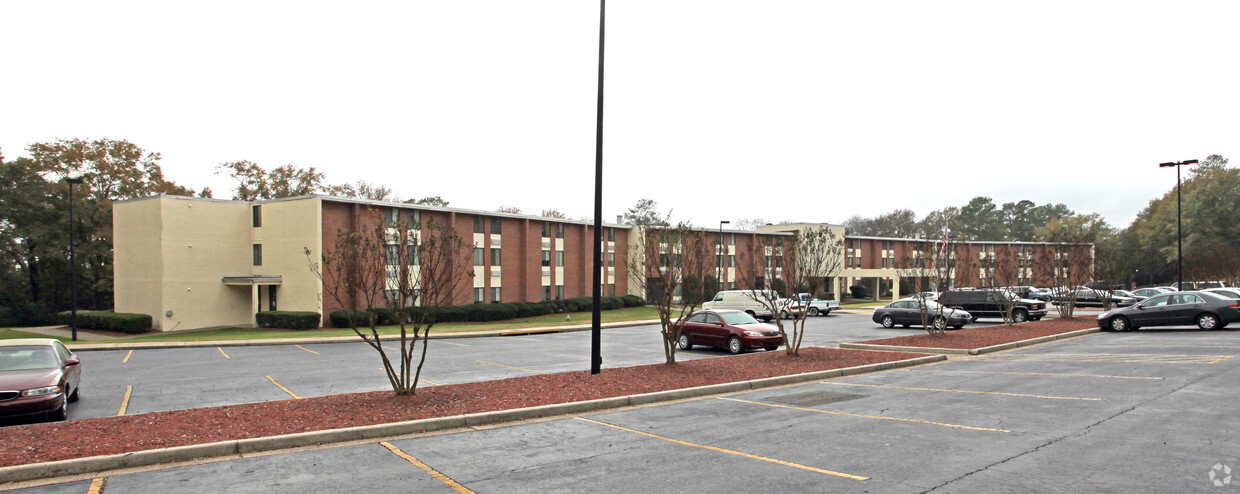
[808,307,819,317]
[932,316,947,332]
[677,333,692,350]
[727,336,743,355]
[1012,309,1028,323]
[1197,313,1220,330]
[49,397,67,422]
[765,346,779,351]
[68,385,80,403]
[781,310,791,319]
[952,324,963,329]
[745,310,757,319]
[881,315,895,328]
[1108,316,1129,332]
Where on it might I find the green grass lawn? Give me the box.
[0,307,663,344]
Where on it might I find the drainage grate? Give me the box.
[765,391,865,407]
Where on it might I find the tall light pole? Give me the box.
[717,220,730,291]
[64,177,85,341]
[1158,159,1198,290]
[589,0,605,375]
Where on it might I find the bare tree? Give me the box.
[978,245,1023,324]
[308,208,474,395]
[541,209,567,219]
[625,223,712,364]
[779,226,844,354]
[1039,242,1092,318]
[496,206,521,214]
[736,234,794,341]
[895,240,954,334]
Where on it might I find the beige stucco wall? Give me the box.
[114,195,325,331]
[255,198,323,322]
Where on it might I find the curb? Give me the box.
[64,320,663,352]
[839,327,1101,356]
[0,353,945,483]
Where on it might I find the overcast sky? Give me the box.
[3,1,1237,230]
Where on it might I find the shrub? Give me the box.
[621,295,646,307]
[515,302,547,318]
[329,310,375,328]
[538,300,561,313]
[559,297,588,312]
[58,310,153,334]
[602,296,623,310]
[468,304,518,322]
[1,302,57,327]
[369,307,401,325]
[848,285,869,299]
[255,311,321,330]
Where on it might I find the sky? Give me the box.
[3,1,1237,230]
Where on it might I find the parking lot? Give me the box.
[9,316,1240,492]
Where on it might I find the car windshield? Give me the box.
[0,346,60,371]
[719,312,760,325]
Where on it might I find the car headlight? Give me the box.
[22,385,62,397]
[743,330,764,337]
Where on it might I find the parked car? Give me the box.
[1171,281,1231,291]
[1001,286,1050,301]
[0,339,82,421]
[912,291,940,301]
[780,293,840,317]
[872,299,971,330]
[1204,287,1240,299]
[1066,289,1139,307]
[702,290,777,321]
[937,288,1048,322]
[1113,289,1146,302]
[1097,291,1240,331]
[675,309,784,354]
[1131,287,1173,298]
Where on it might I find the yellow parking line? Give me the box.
[122,350,133,363]
[117,385,133,416]
[825,382,1102,401]
[576,417,868,480]
[379,442,474,493]
[913,370,1164,380]
[717,397,1010,433]
[476,360,549,374]
[294,345,320,355]
[266,376,302,399]
[557,354,638,365]
[217,347,230,359]
[87,477,106,494]
[435,340,470,347]
[378,368,440,386]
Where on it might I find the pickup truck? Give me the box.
[779,293,840,317]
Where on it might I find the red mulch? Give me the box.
[0,347,928,468]
[855,317,1098,349]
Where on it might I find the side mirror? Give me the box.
[64,357,81,366]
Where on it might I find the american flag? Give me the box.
[939,228,948,255]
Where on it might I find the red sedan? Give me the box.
[675,309,784,354]
[0,339,82,422]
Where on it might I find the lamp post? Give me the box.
[64,177,85,341]
[1158,159,1198,290]
[718,220,730,291]
[589,0,605,375]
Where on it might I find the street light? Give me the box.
[1158,159,1198,290]
[718,220,730,291]
[64,177,85,341]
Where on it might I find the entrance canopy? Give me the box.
[221,275,283,285]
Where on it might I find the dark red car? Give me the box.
[0,339,82,422]
[675,309,783,354]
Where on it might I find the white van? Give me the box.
[702,290,777,321]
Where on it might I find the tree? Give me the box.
[779,226,844,354]
[622,198,670,227]
[308,208,473,395]
[843,215,875,236]
[625,223,712,364]
[735,234,794,343]
[954,197,1004,241]
[328,181,396,202]
[895,240,953,334]
[541,209,567,219]
[732,218,768,231]
[413,196,449,207]
[215,161,329,200]
[496,206,521,214]
[978,244,1023,324]
[1036,215,1103,317]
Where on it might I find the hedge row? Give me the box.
[56,310,152,334]
[329,295,646,327]
[255,311,321,330]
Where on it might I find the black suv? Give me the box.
[937,288,1048,322]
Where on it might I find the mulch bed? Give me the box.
[854,317,1099,349]
[0,347,928,468]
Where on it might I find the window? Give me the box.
[491,248,501,266]
[408,246,420,266]
[728,234,735,245]
[542,222,551,238]
[608,252,615,266]
[556,286,564,300]
[252,244,262,266]
[542,286,551,301]
[386,245,400,265]
[491,217,502,234]
[729,255,735,267]
[491,287,501,303]
[542,250,551,267]
[608,284,615,296]
[473,216,484,233]
[252,205,262,227]
[474,248,484,266]
[473,288,484,304]
[555,223,564,238]
[607,228,615,241]
[556,252,564,267]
